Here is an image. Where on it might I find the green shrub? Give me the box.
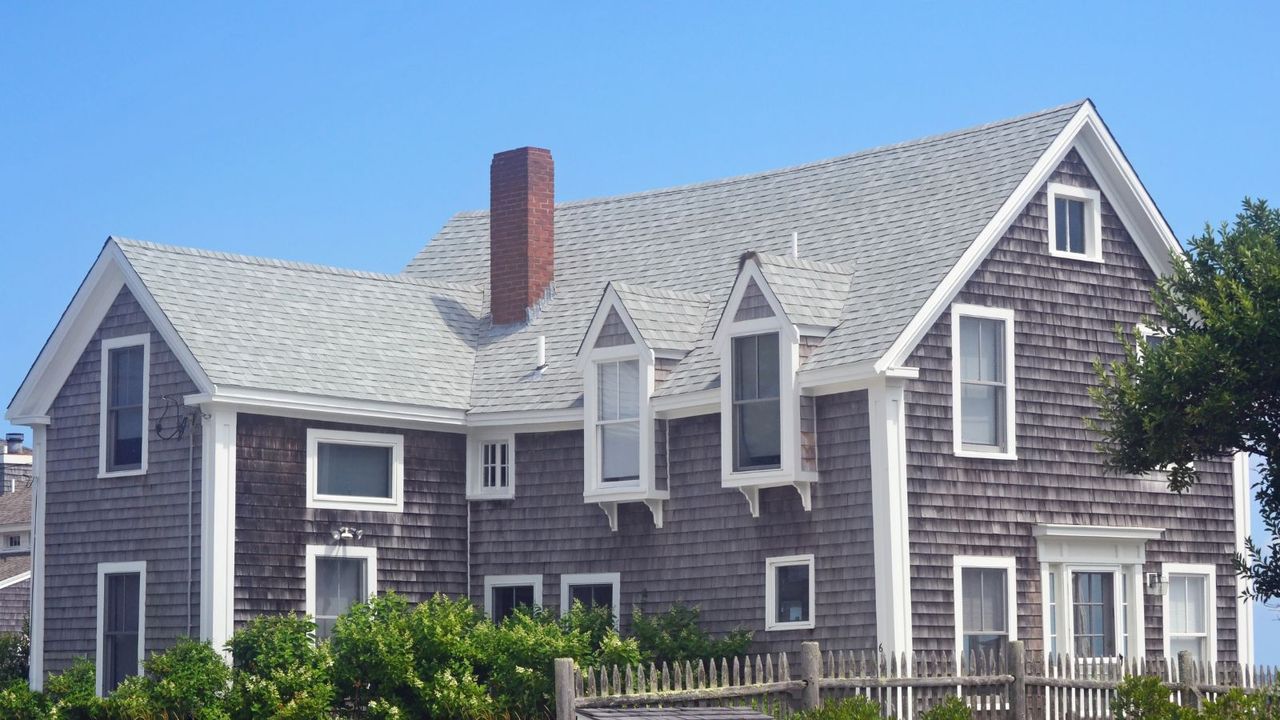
[0,621,30,685]
[405,594,492,719]
[1201,688,1272,720]
[0,678,48,720]
[630,602,752,664]
[45,656,102,720]
[794,695,881,720]
[225,614,334,720]
[330,592,418,716]
[920,695,973,720]
[143,637,231,718]
[1112,674,1189,720]
[471,607,591,719]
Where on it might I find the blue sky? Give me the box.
[2,2,1277,658]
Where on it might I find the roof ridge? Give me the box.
[112,237,484,293]
[446,100,1086,219]
[750,251,854,276]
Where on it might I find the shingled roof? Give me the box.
[0,486,30,527]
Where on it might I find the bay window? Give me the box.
[597,360,641,483]
[732,333,781,471]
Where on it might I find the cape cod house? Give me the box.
[6,100,1255,693]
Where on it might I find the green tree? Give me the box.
[1091,198,1280,598]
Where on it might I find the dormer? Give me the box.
[712,252,851,517]
[577,282,709,531]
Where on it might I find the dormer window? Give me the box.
[1047,183,1103,262]
[732,333,781,471]
[597,359,641,483]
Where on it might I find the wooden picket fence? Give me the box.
[553,641,1280,719]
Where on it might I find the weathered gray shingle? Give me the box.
[610,283,710,354]
[0,486,30,527]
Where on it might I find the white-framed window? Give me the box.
[1046,182,1103,262]
[596,359,641,484]
[484,574,543,622]
[306,428,404,512]
[732,333,782,472]
[96,560,146,696]
[765,554,815,631]
[98,334,150,478]
[1163,563,1216,664]
[951,305,1016,459]
[305,544,376,640]
[467,433,515,500]
[560,572,621,627]
[6,535,19,548]
[953,556,1017,658]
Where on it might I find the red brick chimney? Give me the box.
[490,147,554,325]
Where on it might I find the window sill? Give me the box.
[98,467,147,479]
[307,495,404,513]
[722,468,816,517]
[466,490,515,501]
[953,447,1018,461]
[583,487,669,504]
[1047,248,1104,264]
[765,620,815,632]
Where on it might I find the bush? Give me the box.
[1201,688,1273,720]
[405,594,492,719]
[470,607,592,719]
[0,679,48,720]
[794,695,881,720]
[0,621,30,685]
[330,592,419,716]
[921,695,973,720]
[630,602,752,664]
[141,637,231,719]
[225,614,334,720]
[1112,674,1191,720]
[45,656,102,719]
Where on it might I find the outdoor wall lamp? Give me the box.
[1145,572,1167,595]
[331,526,363,542]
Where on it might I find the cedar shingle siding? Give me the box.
[903,151,1238,660]
[0,578,30,632]
[234,415,468,623]
[42,287,202,674]
[469,391,875,653]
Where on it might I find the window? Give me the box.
[560,572,621,626]
[954,557,1016,658]
[732,333,781,471]
[96,561,145,696]
[468,434,515,500]
[1047,571,1058,656]
[306,429,404,512]
[484,575,542,622]
[1072,571,1116,657]
[99,334,150,477]
[952,306,1016,458]
[765,555,814,631]
[6,535,19,548]
[1164,565,1215,663]
[306,545,376,640]
[483,441,510,490]
[596,360,640,483]
[1047,183,1103,262]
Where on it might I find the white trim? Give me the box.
[95,560,146,697]
[1033,524,1164,542]
[651,389,719,419]
[1233,452,1255,666]
[199,405,236,656]
[1161,562,1217,665]
[97,333,151,478]
[953,555,1018,659]
[184,387,465,430]
[879,102,1183,372]
[951,304,1017,460]
[483,574,544,620]
[869,377,912,653]
[0,454,33,465]
[0,571,30,590]
[27,422,46,689]
[559,572,621,627]
[1046,182,1104,263]
[764,554,815,631]
[305,543,378,629]
[305,428,405,512]
[467,432,517,500]
[467,407,581,429]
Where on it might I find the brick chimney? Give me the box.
[490,147,554,325]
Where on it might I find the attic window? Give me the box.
[98,334,150,478]
[1047,183,1103,262]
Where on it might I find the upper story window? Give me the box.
[467,434,515,500]
[1047,183,1103,262]
[99,334,150,477]
[954,556,1016,657]
[306,429,404,512]
[952,305,1016,459]
[597,359,641,483]
[6,535,19,548]
[732,333,781,471]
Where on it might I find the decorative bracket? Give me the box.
[738,486,761,518]
[643,498,665,529]
[598,499,666,531]
[598,502,619,532]
[737,481,812,518]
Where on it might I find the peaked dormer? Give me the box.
[713,252,851,517]
[576,282,709,530]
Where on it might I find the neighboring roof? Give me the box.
[610,283,710,354]
[0,486,31,527]
[0,554,31,583]
[576,709,773,720]
[406,100,1084,411]
[115,239,485,410]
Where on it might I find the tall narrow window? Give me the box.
[732,333,781,471]
[105,343,146,472]
[482,441,510,490]
[1047,572,1058,656]
[1072,572,1116,657]
[953,306,1015,457]
[314,557,368,639]
[960,568,1009,655]
[597,360,640,483]
[1168,574,1209,661]
[97,561,145,696]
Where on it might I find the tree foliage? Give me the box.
[1091,198,1280,598]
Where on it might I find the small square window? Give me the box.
[560,572,621,627]
[468,435,516,500]
[765,555,814,631]
[6,535,19,548]
[1046,183,1103,262]
[306,429,404,512]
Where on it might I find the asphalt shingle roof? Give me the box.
[610,283,710,354]
[0,487,31,527]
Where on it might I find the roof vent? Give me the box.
[5,433,22,454]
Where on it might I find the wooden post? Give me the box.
[1177,651,1203,711]
[801,641,821,710]
[1008,640,1026,720]
[555,658,576,720]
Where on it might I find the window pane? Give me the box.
[756,333,780,399]
[317,443,392,498]
[1171,637,1205,662]
[960,384,1002,447]
[598,361,639,421]
[961,568,1007,634]
[492,585,535,622]
[103,572,141,693]
[109,346,144,407]
[1171,575,1207,634]
[1068,199,1086,254]
[316,557,366,619]
[775,564,810,624]
[960,317,1002,382]
[598,362,618,420]
[1054,198,1069,252]
[1072,572,1115,657]
[601,421,640,482]
[964,634,1006,656]
[570,584,614,612]
[735,399,781,470]
[733,336,759,401]
[110,407,144,469]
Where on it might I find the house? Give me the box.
[6,100,1254,694]
[0,433,34,633]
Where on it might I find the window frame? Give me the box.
[951,304,1017,460]
[305,544,377,639]
[731,332,784,473]
[764,554,815,631]
[305,428,405,512]
[98,333,151,478]
[582,342,658,502]
[483,574,543,622]
[1162,563,1216,664]
[559,572,621,629]
[96,560,146,697]
[952,555,1018,659]
[1046,182,1104,263]
[594,357,643,485]
[466,432,516,500]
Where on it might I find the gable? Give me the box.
[594,308,637,348]
[733,278,775,322]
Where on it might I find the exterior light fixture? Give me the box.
[1145,572,1167,595]
[331,526,363,542]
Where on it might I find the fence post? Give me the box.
[1008,640,1026,720]
[555,657,576,720]
[801,641,821,710]
[1177,651,1203,711]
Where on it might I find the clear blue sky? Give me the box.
[2,2,1277,659]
